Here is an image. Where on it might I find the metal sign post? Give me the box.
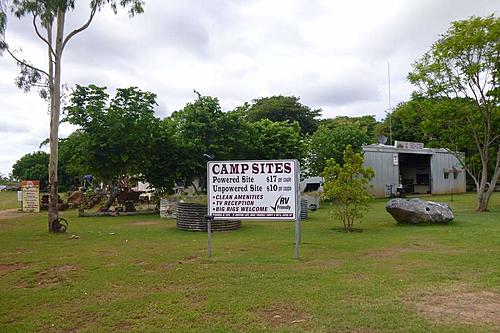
[295,163,301,259]
[207,216,212,258]
[294,214,301,259]
[207,159,300,259]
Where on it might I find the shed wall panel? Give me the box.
[364,151,399,197]
[431,153,466,194]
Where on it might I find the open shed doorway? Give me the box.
[399,153,432,194]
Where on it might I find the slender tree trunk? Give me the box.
[47,23,55,231]
[477,148,500,212]
[48,11,65,231]
[476,178,493,212]
[477,194,490,212]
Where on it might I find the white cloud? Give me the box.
[0,0,497,175]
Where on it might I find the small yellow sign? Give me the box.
[21,180,40,213]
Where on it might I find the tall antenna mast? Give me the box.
[387,61,393,146]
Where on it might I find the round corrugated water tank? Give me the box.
[176,202,241,232]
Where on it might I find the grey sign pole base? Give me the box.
[295,215,301,259]
[205,215,213,258]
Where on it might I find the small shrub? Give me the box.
[322,145,374,232]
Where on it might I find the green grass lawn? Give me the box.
[0,193,499,332]
[0,191,19,210]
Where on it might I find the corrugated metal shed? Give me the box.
[430,150,466,195]
[363,144,466,198]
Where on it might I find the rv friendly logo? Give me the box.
[270,195,291,211]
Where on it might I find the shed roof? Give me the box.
[362,144,451,155]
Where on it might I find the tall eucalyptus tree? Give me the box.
[0,0,145,231]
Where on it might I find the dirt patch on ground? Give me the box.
[299,258,343,269]
[416,291,500,326]
[187,293,207,306]
[17,264,79,288]
[365,248,402,259]
[253,303,311,328]
[0,209,25,220]
[177,255,199,264]
[0,263,30,275]
[113,323,133,332]
[365,241,463,259]
[128,221,160,226]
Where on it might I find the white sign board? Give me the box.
[395,141,424,150]
[208,160,298,220]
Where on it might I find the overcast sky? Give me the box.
[0,0,497,176]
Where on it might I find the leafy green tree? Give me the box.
[58,131,89,189]
[65,84,160,209]
[140,118,183,195]
[170,93,308,190]
[419,98,478,148]
[374,98,431,143]
[171,93,233,191]
[1,0,145,231]
[171,92,263,191]
[322,145,374,232]
[243,95,321,135]
[408,15,499,211]
[419,98,499,187]
[373,97,482,149]
[308,123,370,176]
[0,173,9,183]
[321,115,378,141]
[12,151,49,189]
[218,110,256,160]
[13,141,84,192]
[247,119,307,163]
[0,173,16,186]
